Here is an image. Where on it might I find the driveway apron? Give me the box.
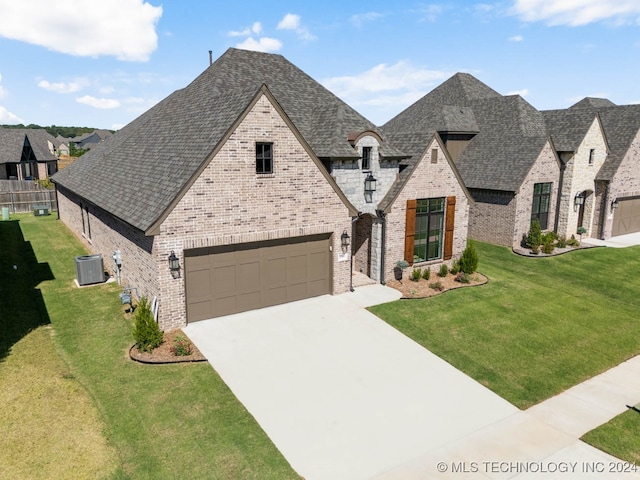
[184,285,518,480]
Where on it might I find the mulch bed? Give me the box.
[129,329,207,364]
[386,271,488,299]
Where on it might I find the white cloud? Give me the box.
[236,37,283,53]
[509,35,524,42]
[0,73,6,99]
[277,13,315,41]
[507,88,530,97]
[413,4,446,22]
[322,61,451,123]
[37,78,88,94]
[229,22,262,37]
[511,0,640,26]
[0,105,23,124]
[350,12,384,27]
[76,95,121,109]
[0,0,162,61]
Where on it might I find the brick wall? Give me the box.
[383,139,469,281]
[155,94,353,329]
[513,142,560,246]
[557,118,608,238]
[57,186,159,302]
[603,129,640,238]
[468,189,516,247]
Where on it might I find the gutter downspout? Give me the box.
[350,213,362,292]
[376,209,386,285]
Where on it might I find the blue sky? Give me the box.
[1,0,640,130]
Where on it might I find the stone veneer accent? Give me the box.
[556,118,608,239]
[383,139,469,281]
[58,94,353,330]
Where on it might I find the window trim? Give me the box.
[413,198,445,263]
[256,142,273,175]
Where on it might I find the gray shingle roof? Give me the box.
[570,97,617,110]
[454,96,551,191]
[53,48,397,232]
[0,128,57,164]
[542,108,599,153]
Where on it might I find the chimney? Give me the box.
[209,50,213,66]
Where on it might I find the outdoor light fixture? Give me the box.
[574,193,585,211]
[364,173,377,203]
[168,250,180,278]
[611,199,619,210]
[341,230,350,252]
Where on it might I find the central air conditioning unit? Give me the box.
[75,254,105,286]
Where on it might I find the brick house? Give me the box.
[383,74,560,249]
[545,100,640,240]
[53,49,469,329]
[0,128,59,180]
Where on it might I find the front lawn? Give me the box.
[582,407,640,466]
[1,214,299,479]
[370,242,640,409]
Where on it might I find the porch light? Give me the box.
[168,250,180,278]
[341,230,350,252]
[364,173,377,203]
[574,193,584,211]
[611,199,619,210]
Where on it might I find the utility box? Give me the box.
[34,205,49,216]
[75,254,104,286]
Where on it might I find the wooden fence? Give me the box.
[0,180,57,214]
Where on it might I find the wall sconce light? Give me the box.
[341,230,350,252]
[611,199,619,210]
[574,193,584,212]
[168,250,180,278]
[364,173,377,203]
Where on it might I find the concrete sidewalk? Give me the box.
[582,231,640,248]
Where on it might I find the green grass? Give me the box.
[1,215,299,479]
[370,242,640,409]
[582,408,640,466]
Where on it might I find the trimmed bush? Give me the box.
[411,268,422,282]
[429,281,444,291]
[450,260,460,275]
[459,242,479,274]
[170,335,193,356]
[526,219,542,252]
[422,268,431,280]
[132,297,163,353]
[556,236,567,248]
[455,271,470,284]
[438,263,448,277]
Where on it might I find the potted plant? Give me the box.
[577,226,586,242]
[394,260,409,281]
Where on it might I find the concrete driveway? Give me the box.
[184,285,518,480]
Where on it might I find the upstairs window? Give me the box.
[256,142,273,174]
[588,149,595,165]
[531,182,551,230]
[361,146,372,170]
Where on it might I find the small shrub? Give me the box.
[531,245,540,255]
[429,281,444,291]
[410,268,422,282]
[459,242,479,274]
[438,263,448,277]
[541,241,555,254]
[526,219,542,251]
[567,234,580,247]
[556,236,567,248]
[450,260,460,275]
[132,297,163,353]
[170,335,193,356]
[455,271,470,284]
[421,268,431,280]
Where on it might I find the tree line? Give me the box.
[0,123,114,139]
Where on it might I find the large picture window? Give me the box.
[414,198,445,262]
[531,182,551,229]
[256,142,273,174]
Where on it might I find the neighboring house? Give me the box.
[55,135,71,156]
[53,48,464,330]
[383,74,560,249]
[0,128,59,180]
[70,130,112,150]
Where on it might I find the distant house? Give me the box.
[70,130,112,150]
[52,48,471,330]
[0,128,59,180]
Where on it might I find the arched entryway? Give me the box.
[576,189,594,235]
[353,214,374,277]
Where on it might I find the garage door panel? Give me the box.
[186,234,331,322]
[612,197,640,236]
